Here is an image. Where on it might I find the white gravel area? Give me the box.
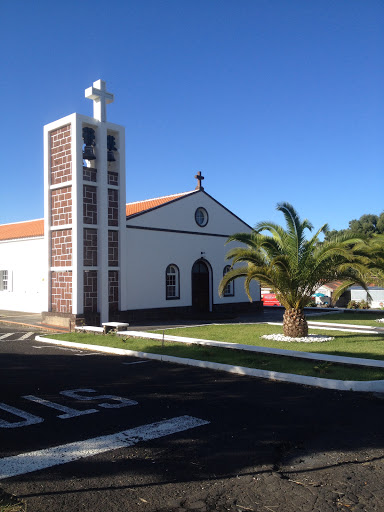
[261,334,334,343]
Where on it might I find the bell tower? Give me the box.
[43,80,126,328]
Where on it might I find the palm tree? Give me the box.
[219,202,369,338]
[354,234,384,288]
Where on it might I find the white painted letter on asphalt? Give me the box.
[60,388,138,408]
[0,403,44,429]
[22,395,99,419]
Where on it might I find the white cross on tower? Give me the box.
[85,79,114,122]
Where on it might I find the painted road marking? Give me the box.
[0,415,210,480]
[1,389,138,428]
[122,360,150,365]
[0,404,44,429]
[18,332,35,340]
[22,395,99,419]
[59,389,138,408]
[31,345,102,356]
[0,332,38,342]
[0,333,13,340]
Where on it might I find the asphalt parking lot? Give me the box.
[1,311,384,511]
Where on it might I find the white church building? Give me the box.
[0,80,261,329]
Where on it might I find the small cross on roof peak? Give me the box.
[195,171,205,190]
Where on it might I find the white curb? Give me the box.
[267,322,378,334]
[308,321,376,330]
[35,336,384,393]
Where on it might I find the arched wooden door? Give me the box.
[191,259,210,313]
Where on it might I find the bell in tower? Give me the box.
[82,127,96,162]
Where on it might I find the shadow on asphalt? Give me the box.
[1,348,384,489]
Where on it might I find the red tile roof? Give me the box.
[0,219,44,241]
[126,191,194,217]
[0,191,195,241]
[322,281,344,291]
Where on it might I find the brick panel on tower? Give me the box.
[108,270,119,313]
[51,271,72,313]
[50,126,72,184]
[108,230,119,266]
[51,187,72,226]
[51,230,72,267]
[108,189,119,226]
[84,270,98,313]
[49,124,73,314]
[83,166,97,182]
[84,228,98,266]
[83,185,98,225]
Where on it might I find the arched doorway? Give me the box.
[191,259,211,313]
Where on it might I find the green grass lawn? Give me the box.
[309,311,384,326]
[150,323,384,361]
[0,489,25,512]
[47,329,384,381]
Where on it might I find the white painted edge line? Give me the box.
[117,331,384,368]
[0,415,209,480]
[308,321,376,330]
[35,336,384,393]
[154,323,261,330]
[267,322,378,334]
[122,360,149,365]
[305,311,341,316]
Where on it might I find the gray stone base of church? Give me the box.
[42,311,100,331]
[116,301,263,324]
[42,302,262,330]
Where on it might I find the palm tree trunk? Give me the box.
[283,308,308,338]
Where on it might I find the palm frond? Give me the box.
[219,202,375,312]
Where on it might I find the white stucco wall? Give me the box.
[124,192,259,311]
[0,191,261,315]
[128,190,250,235]
[350,286,384,309]
[0,237,47,313]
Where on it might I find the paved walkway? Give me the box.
[1,307,382,333]
[0,310,68,332]
[0,309,285,332]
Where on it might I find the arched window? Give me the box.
[166,264,180,300]
[223,265,234,297]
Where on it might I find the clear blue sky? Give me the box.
[1,0,383,232]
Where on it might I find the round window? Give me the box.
[195,207,208,227]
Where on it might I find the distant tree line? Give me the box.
[325,212,384,241]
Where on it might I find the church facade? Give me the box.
[0,81,261,328]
